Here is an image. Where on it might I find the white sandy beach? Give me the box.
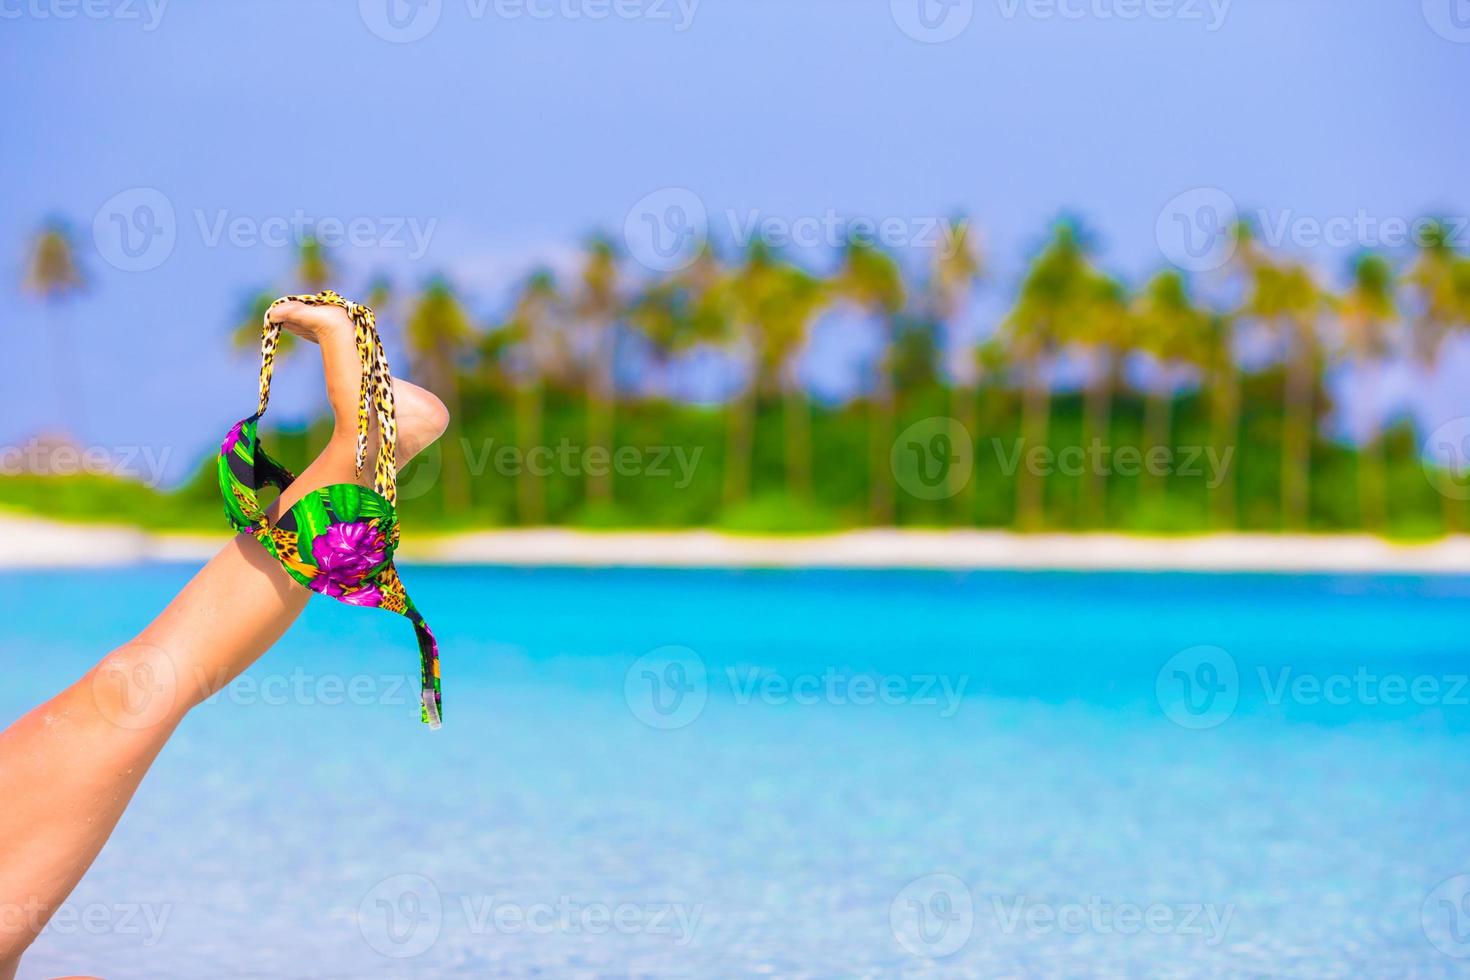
[7,512,1470,573]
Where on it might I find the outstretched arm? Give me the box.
[0,301,448,977]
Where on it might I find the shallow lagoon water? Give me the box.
[4,565,1470,978]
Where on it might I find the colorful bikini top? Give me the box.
[218,290,441,729]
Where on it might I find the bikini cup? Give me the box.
[218,290,442,729]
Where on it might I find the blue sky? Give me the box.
[2,0,1467,482]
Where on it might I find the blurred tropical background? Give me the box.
[2,1,1467,542]
[13,217,1470,537]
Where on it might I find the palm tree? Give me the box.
[723,240,778,508]
[231,288,292,355]
[929,217,983,512]
[1405,221,1470,361]
[769,264,827,502]
[1133,270,1211,507]
[229,240,345,358]
[1240,248,1323,528]
[366,274,394,319]
[1201,310,1241,528]
[574,236,622,508]
[835,238,906,523]
[23,220,83,296]
[626,242,743,504]
[1335,253,1397,531]
[406,277,476,512]
[498,270,561,524]
[628,242,729,365]
[1406,221,1470,531]
[1213,220,1280,529]
[715,241,833,507]
[23,219,86,436]
[1000,221,1091,529]
[1069,270,1131,526]
[296,235,334,293]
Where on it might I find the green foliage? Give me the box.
[2,381,1459,538]
[13,214,1470,540]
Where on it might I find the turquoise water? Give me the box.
[5,565,1470,978]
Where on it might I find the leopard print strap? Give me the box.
[258,291,399,504]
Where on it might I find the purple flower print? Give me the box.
[222,421,246,455]
[308,521,388,596]
[310,578,384,607]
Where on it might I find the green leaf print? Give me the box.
[329,483,363,523]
